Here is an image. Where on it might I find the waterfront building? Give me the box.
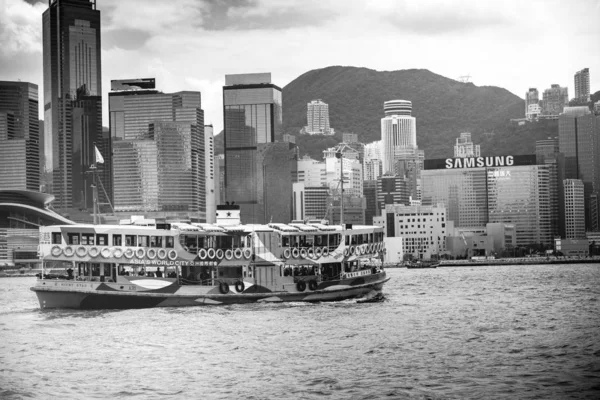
[574,68,590,102]
[204,125,216,223]
[324,144,363,197]
[454,132,480,158]
[303,100,334,135]
[109,79,205,220]
[43,0,102,211]
[0,81,39,191]
[541,84,569,117]
[326,194,364,225]
[536,138,560,238]
[373,203,447,261]
[0,190,73,268]
[563,179,585,239]
[422,155,552,246]
[223,73,284,224]
[559,106,600,231]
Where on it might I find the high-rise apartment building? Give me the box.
[454,132,480,158]
[563,179,585,239]
[574,68,590,102]
[43,0,102,211]
[541,84,569,117]
[223,73,286,224]
[109,79,205,219]
[0,81,39,191]
[303,99,334,135]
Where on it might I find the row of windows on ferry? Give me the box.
[53,232,176,248]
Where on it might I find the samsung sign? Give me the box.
[424,155,537,170]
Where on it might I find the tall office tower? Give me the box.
[574,68,590,102]
[364,159,382,181]
[43,0,102,211]
[204,125,216,223]
[109,79,205,219]
[541,84,569,117]
[0,82,39,191]
[563,179,585,239]
[454,132,480,158]
[380,100,423,200]
[536,138,560,238]
[323,144,363,197]
[363,180,378,225]
[558,106,600,231]
[223,73,284,224]
[303,99,333,135]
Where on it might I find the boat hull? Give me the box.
[31,272,389,309]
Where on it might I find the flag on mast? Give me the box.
[95,146,104,164]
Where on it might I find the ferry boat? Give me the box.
[31,206,389,309]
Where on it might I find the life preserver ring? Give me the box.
[219,282,230,294]
[168,249,177,261]
[292,248,300,258]
[308,280,318,291]
[51,245,62,257]
[300,248,308,259]
[297,280,306,292]
[157,248,167,260]
[349,246,355,255]
[207,248,216,259]
[216,249,224,260]
[243,248,252,259]
[322,247,329,257]
[225,249,233,260]
[88,247,99,258]
[100,247,111,258]
[307,247,315,259]
[283,248,291,259]
[235,281,245,292]
[198,248,208,259]
[124,248,134,259]
[343,248,349,257]
[76,246,87,258]
[368,243,373,253]
[314,247,322,258]
[147,248,157,259]
[113,247,124,259]
[135,248,146,259]
[63,246,74,257]
[234,248,243,259]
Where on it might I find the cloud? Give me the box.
[0,0,44,55]
[103,28,152,50]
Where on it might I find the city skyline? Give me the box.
[1,0,599,135]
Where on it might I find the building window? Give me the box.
[52,232,62,244]
[67,233,80,245]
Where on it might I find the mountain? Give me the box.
[282,66,542,159]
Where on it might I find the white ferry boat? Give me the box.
[31,206,389,309]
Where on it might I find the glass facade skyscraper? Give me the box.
[0,81,39,191]
[43,0,102,211]
[223,73,284,224]
[109,81,205,219]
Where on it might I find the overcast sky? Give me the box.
[1,0,599,134]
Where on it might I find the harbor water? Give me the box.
[1,264,599,399]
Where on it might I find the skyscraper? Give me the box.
[454,132,480,158]
[304,99,334,135]
[109,79,205,219]
[380,100,423,200]
[541,84,568,117]
[0,81,39,191]
[223,73,286,224]
[574,68,590,102]
[563,179,585,239]
[43,0,102,211]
